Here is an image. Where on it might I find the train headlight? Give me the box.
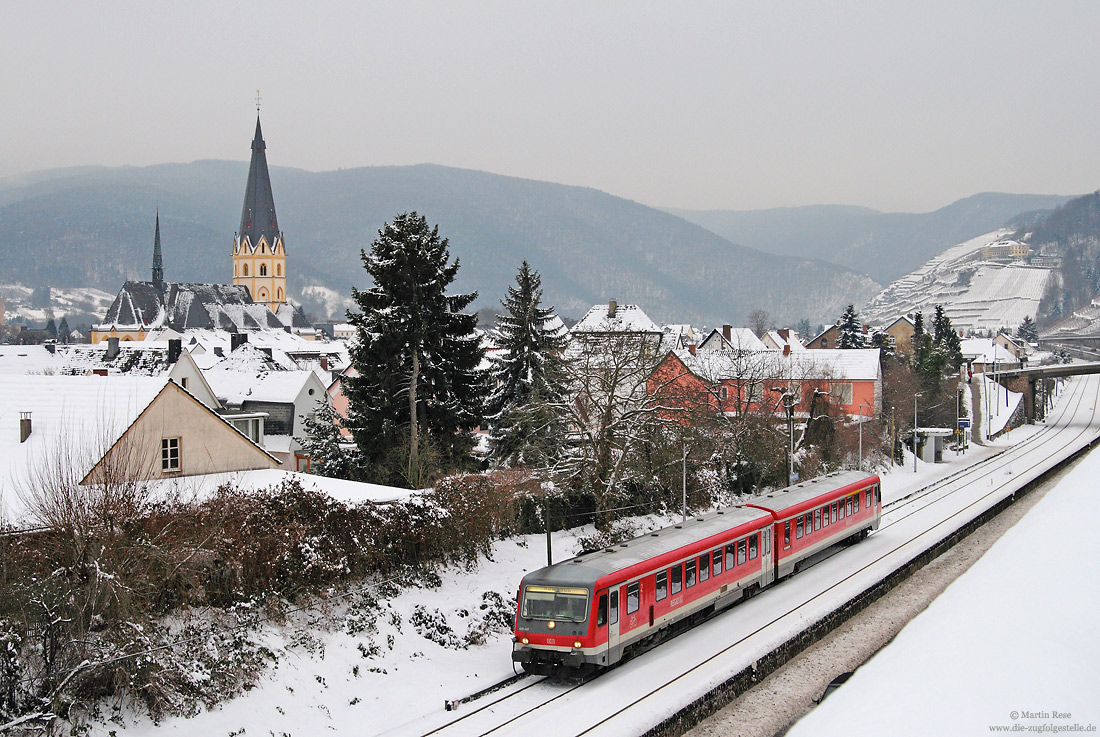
[574,641,582,648]
[521,638,529,645]
[547,621,556,629]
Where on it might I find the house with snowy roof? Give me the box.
[697,324,767,354]
[648,347,881,421]
[0,338,220,410]
[761,328,805,352]
[570,301,663,341]
[0,374,279,526]
[203,364,329,470]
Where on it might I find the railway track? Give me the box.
[396,375,1100,737]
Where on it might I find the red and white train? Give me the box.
[512,471,881,676]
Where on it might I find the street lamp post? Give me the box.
[771,387,796,485]
[858,402,872,472]
[913,392,922,473]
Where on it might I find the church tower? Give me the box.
[232,116,287,312]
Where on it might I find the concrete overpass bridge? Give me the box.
[989,361,1100,422]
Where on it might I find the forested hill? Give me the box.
[0,162,878,326]
[670,192,1073,284]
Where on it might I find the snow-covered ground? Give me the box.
[788,426,1100,736]
[82,375,1094,737]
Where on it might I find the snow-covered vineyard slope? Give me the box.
[861,229,1052,333]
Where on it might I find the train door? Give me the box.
[759,527,775,587]
[606,587,621,663]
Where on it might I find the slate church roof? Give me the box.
[99,281,289,333]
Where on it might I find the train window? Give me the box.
[764,529,771,555]
[626,582,640,615]
[737,539,747,565]
[521,586,590,621]
[597,594,608,627]
[656,571,667,601]
[686,559,697,587]
[846,497,853,516]
[832,502,838,523]
[876,485,881,503]
[854,494,860,513]
[796,518,803,539]
[784,522,791,548]
[867,489,873,508]
[726,544,735,569]
[815,509,821,531]
[671,565,682,594]
[610,591,618,625]
[749,533,758,560]
[712,549,723,575]
[822,507,829,528]
[699,555,710,582]
[806,513,813,534]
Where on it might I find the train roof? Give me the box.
[522,505,773,589]
[747,470,879,519]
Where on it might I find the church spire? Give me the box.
[238,116,280,248]
[152,209,164,285]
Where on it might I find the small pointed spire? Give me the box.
[152,209,164,285]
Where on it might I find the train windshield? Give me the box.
[521,586,590,622]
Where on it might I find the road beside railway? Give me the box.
[683,449,1083,737]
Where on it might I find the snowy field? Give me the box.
[789,427,1100,736]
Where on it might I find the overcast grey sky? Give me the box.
[2,1,1097,212]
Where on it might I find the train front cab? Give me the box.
[512,583,599,675]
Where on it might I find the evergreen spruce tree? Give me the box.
[486,261,570,467]
[45,318,57,339]
[343,212,485,487]
[836,304,864,348]
[297,399,361,480]
[931,305,963,370]
[1017,316,1038,343]
[57,317,70,344]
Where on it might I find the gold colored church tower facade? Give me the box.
[232,116,287,312]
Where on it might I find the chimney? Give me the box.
[607,300,618,318]
[320,356,329,371]
[19,412,31,443]
[778,328,790,341]
[168,338,182,364]
[105,336,120,360]
[231,332,248,352]
[722,324,732,342]
[783,344,791,356]
[214,347,224,358]
[687,344,697,356]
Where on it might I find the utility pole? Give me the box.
[914,392,922,473]
[682,441,688,522]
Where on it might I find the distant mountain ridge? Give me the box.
[669,192,1074,284]
[0,161,879,327]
